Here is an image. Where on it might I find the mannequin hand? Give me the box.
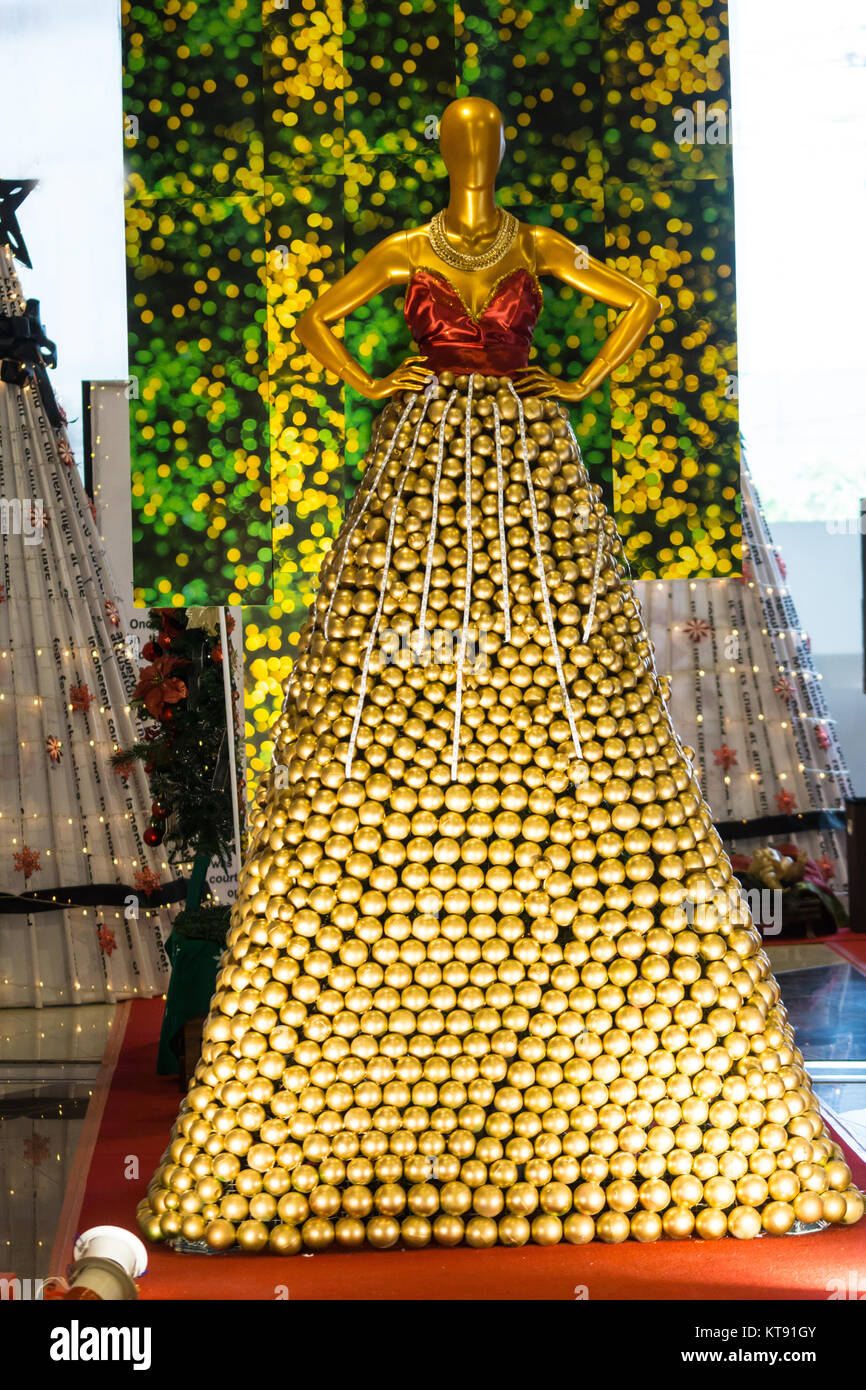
[512,367,592,402]
[369,356,436,400]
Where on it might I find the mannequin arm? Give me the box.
[294,233,433,399]
[515,224,662,401]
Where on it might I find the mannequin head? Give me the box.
[439,97,505,189]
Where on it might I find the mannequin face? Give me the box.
[439,97,505,188]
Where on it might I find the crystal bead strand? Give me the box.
[582,523,605,644]
[322,391,422,642]
[491,398,512,643]
[416,386,459,653]
[344,381,437,776]
[508,382,582,760]
[450,375,476,779]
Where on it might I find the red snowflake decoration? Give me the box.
[738,557,753,585]
[97,924,117,956]
[13,845,41,880]
[58,439,75,467]
[774,677,795,704]
[712,745,738,772]
[775,789,796,814]
[134,867,162,898]
[683,617,712,643]
[69,683,93,713]
[105,600,120,627]
[45,735,63,764]
[23,1132,50,1167]
[815,724,831,750]
[776,553,787,579]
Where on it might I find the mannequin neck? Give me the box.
[443,183,499,243]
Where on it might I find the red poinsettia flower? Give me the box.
[800,855,836,889]
[23,1132,50,1166]
[13,845,41,880]
[69,683,93,713]
[683,617,712,643]
[775,789,796,814]
[817,855,836,882]
[45,735,63,764]
[132,655,188,719]
[134,867,162,898]
[815,724,831,750]
[97,924,117,956]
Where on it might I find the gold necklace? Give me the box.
[429,208,519,271]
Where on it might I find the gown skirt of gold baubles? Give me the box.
[138,372,864,1254]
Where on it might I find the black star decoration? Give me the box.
[0,179,38,269]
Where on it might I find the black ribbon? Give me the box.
[0,877,189,915]
[0,298,62,428]
[717,807,846,843]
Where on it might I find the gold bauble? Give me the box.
[821,1190,847,1224]
[695,1207,728,1240]
[498,1215,531,1246]
[531,1214,563,1246]
[596,1211,630,1244]
[269,1224,302,1254]
[237,1219,270,1252]
[401,1216,433,1248]
[662,1206,695,1240]
[727,1205,762,1239]
[335,1217,366,1248]
[205,1219,236,1250]
[630,1210,663,1243]
[563,1213,596,1244]
[761,1201,795,1235]
[792,1191,823,1224]
[466,1216,498,1248]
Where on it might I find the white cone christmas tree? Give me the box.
[0,190,170,1006]
[636,461,852,889]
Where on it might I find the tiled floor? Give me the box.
[0,1006,115,1283]
[1,949,865,1287]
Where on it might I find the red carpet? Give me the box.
[54,998,866,1301]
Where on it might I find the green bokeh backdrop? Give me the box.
[122,0,739,792]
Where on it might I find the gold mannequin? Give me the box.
[296,96,661,400]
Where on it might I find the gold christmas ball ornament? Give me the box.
[136,374,860,1254]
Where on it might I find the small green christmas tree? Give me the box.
[112,607,236,913]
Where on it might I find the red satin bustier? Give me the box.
[403,266,543,377]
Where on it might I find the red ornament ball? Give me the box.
[151,799,167,819]
[143,823,164,847]
[211,645,223,664]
